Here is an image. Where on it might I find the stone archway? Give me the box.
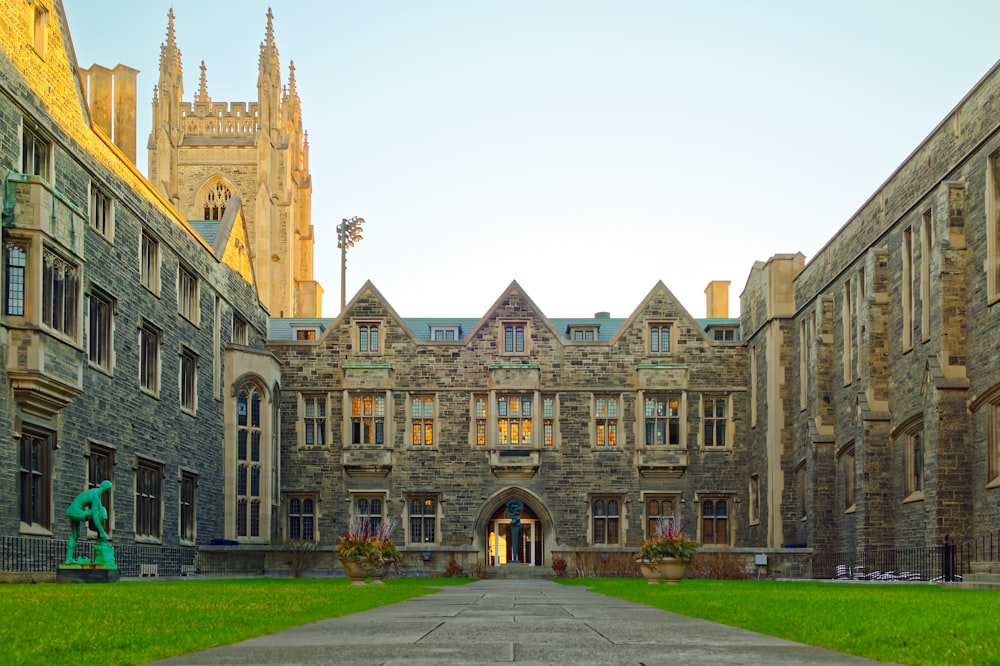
[473,487,556,567]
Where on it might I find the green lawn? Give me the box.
[0,577,469,666]
[561,578,1000,665]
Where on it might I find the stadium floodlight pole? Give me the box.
[337,216,365,312]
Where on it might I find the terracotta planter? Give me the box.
[341,557,391,585]
[638,558,690,584]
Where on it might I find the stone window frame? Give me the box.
[593,394,620,447]
[837,441,857,513]
[88,284,115,374]
[177,264,200,325]
[356,320,382,353]
[409,394,436,447]
[589,495,623,546]
[235,382,266,540]
[712,327,736,342]
[919,209,933,343]
[542,394,557,447]
[647,321,675,355]
[138,318,162,396]
[300,392,329,447]
[501,321,529,355]
[89,183,114,241]
[987,150,1000,304]
[140,230,161,296]
[351,493,387,532]
[286,494,318,542]
[569,325,598,341]
[430,325,460,340]
[893,415,925,503]
[232,314,249,345]
[4,240,27,317]
[347,391,388,447]
[700,393,731,448]
[135,457,164,543]
[179,470,197,545]
[794,459,807,521]
[405,494,440,546]
[41,247,80,341]
[86,440,115,537]
[19,427,55,535]
[748,475,761,526]
[698,494,731,546]
[842,279,853,386]
[496,392,533,446]
[21,120,51,179]
[179,346,198,415]
[901,226,915,352]
[641,392,685,447]
[642,492,680,539]
[30,3,48,59]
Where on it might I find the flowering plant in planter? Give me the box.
[336,516,401,573]
[637,518,699,562]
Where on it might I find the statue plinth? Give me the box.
[57,564,121,584]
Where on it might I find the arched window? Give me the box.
[236,383,263,538]
[203,182,232,221]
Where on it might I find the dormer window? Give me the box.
[712,327,737,341]
[569,326,598,341]
[430,325,460,341]
[293,327,318,341]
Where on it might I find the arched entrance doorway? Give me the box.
[487,501,542,566]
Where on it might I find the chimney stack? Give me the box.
[80,63,139,164]
[704,281,731,318]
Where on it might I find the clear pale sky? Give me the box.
[63,1,1000,319]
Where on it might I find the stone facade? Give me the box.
[147,10,320,319]
[0,1,277,561]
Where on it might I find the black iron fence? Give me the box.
[814,536,968,582]
[1,536,195,577]
[968,529,1000,563]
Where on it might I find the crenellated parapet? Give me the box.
[179,101,260,136]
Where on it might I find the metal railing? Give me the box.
[814,536,966,582]
[1,536,194,577]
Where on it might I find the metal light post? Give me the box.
[337,216,365,312]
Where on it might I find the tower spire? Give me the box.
[196,60,211,103]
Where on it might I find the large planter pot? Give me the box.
[638,558,690,584]
[341,557,391,585]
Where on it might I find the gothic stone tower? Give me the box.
[148,9,320,317]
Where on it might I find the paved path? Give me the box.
[155,579,888,665]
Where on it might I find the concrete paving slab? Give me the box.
[153,579,892,665]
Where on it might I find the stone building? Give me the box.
[743,59,1000,569]
[0,0,279,575]
[148,9,320,318]
[268,280,748,572]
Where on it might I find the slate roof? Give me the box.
[189,220,221,245]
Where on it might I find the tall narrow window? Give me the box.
[595,396,618,446]
[649,323,671,353]
[409,497,437,544]
[475,395,487,446]
[856,267,865,380]
[701,499,729,545]
[141,232,160,294]
[989,153,1000,301]
[236,384,263,538]
[232,315,248,345]
[842,280,852,384]
[89,290,114,370]
[19,430,52,529]
[542,396,554,446]
[32,5,48,58]
[135,459,163,540]
[5,243,26,316]
[497,394,531,445]
[180,472,196,542]
[358,323,379,352]
[288,496,315,541]
[904,427,924,498]
[703,395,727,447]
[21,124,50,177]
[177,266,199,324]
[644,395,680,445]
[989,401,1000,484]
[503,323,526,353]
[902,228,914,351]
[139,321,161,394]
[86,443,114,534]
[411,395,434,446]
[351,393,385,445]
[749,475,760,524]
[750,345,758,428]
[90,187,113,238]
[920,210,932,342]
[843,446,856,510]
[302,394,327,446]
[799,318,808,409]
[180,348,198,413]
[42,250,78,337]
[592,498,620,545]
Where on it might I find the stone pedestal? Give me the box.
[57,565,121,583]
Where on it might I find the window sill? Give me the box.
[19,522,52,537]
[87,361,113,378]
[844,503,857,515]
[986,476,1000,490]
[903,490,925,504]
[140,387,161,400]
[135,536,162,545]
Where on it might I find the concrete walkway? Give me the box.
[155,579,889,665]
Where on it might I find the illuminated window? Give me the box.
[294,328,316,340]
[595,396,618,446]
[351,393,385,445]
[408,497,437,544]
[411,395,434,445]
[475,395,487,446]
[497,394,531,445]
[645,394,681,445]
[592,498,620,545]
[287,496,315,541]
[542,396,555,446]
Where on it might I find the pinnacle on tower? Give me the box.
[196,60,210,103]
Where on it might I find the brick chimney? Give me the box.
[79,63,138,164]
[704,281,731,318]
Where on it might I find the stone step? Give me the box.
[485,564,554,579]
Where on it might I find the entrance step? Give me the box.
[486,563,554,580]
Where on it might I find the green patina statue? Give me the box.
[65,480,116,567]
